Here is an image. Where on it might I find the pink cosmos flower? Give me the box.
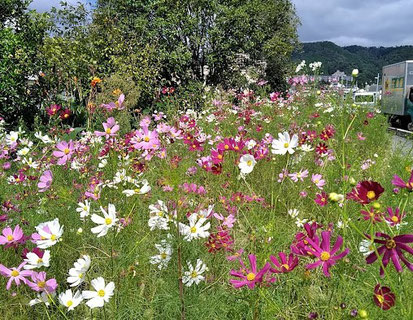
[0,262,32,290]
[357,132,366,140]
[38,170,53,192]
[314,192,328,207]
[213,213,236,228]
[101,94,125,111]
[289,169,309,182]
[365,233,413,276]
[269,252,299,274]
[304,231,349,277]
[384,207,406,228]
[311,174,326,190]
[27,271,58,293]
[229,254,271,289]
[391,170,413,191]
[0,225,24,248]
[95,117,119,139]
[132,126,159,150]
[227,248,244,261]
[53,140,74,165]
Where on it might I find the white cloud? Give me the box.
[29,0,89,12]
[292,0,413,46]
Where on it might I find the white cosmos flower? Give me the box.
[179,213,210,241]
[5,131,18,145]
[76,200,90,218]
[288,209,299,218]
[149,240,173,270]
[182,259,207,287]
[82,277,115,309]
[122,179,151,197]
[17,147,30,156]
[67,255,91,287]
[238,154,256,174]
[23,157,39,169]
[359,239,375,257]
[300,144,314,152]
[271,132,298,155]
[24,250,51,269]
[29,291,55,307]
[295,217,308,228]
[59,289,83,311]
[35,218,64,249]
[148,200,170,231]
[35,132,54,144]
[91,204,119,237]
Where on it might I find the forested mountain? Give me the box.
[292,41,413,84]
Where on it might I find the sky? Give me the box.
[30,0,413,47]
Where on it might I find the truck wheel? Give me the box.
[408,122,413,131]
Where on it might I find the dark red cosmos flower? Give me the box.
[60,109,71,120]
[315,143,328,155]
[365,232,413,276]
[373,284,395,310]
[347,181,384,204]
[269,252,299,273]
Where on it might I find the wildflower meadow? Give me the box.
[0,64,412,320]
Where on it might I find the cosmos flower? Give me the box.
[271,132,298,155]
[391,170,413,191]
[150,240,173,270]
[24,250,50,270]
[59,289,83,311]
[182,259,207,287]
[384,207,407,229]
[179,213,210,241]
[0,225,24,248]
[53,140,74,165]
[82,277,115,309]
[32,218,64,249]
[347,180,384,204]
[91,204,119,237]
[314,192,328,207]
[67,255,91,287]
[311,174,326,190]
[94,117,119,139]
[269,252,299,273]
[229,254,272,289]
[0,262,32,290]
[365,233,413,276]
[37,170,53,192]
[26,271,58,293]
[304,231,349,277]
[238,154,256,174]
[373,284,395,310]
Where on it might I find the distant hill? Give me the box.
[292,41,413,84]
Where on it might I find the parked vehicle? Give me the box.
[382,61,413,130]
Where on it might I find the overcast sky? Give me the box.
[30,0,413,47]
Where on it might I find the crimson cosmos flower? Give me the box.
[365,233,413,276]
[373,284,395,310]
[347,180,384,204]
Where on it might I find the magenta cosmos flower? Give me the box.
[53,140,74,165]
[229,254,271,289]
[37,170,53,192]
[391,170,413,191]
[0,225,24,248]
[304,231,349,277]
[365,233,413,276]
[27,271,58,293]
[0,262,32,290]
[94,117,119,139]
[269,252,299,273]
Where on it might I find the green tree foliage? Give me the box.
[94,0,299,89]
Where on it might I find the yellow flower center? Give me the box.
[218,154,223,159]
[6,235,13,241]
[37,258,43,264]
[37,281,46,288]
[50,234,57,241]
[190,226,197,233]
[284,142,289,148]
[105,218,112,225]
[247,160,252,166]
[391,216,399,223]
[320,251,330,261]
[366,191,376,200]
[191,271,198,278]
[64,148,70,155]
[11,270,19,277]
[78,273,83,279]
[385,239,396,249]
[144,137,150,142]
[282,264,290,270]
[67,300,73,307]
[246,273,256,281]
[160,253,167,259]
[375,294,384,304]
[105,128,111,134]
[134,188,141,194]
[224,145,229,150]
[83,206,88,211]
[98,289,105,297]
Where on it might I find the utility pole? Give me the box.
[374,73,380,104]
